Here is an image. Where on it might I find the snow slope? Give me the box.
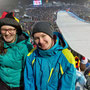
[56,10,90,59]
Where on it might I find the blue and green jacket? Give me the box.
[0,32,33,88]
[24,32,76,90]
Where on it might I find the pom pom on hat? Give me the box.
[0,11,22,35]
[32,21,54,38]
[82,57,85,60]
[81,56,88,64]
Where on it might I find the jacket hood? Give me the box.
[54,32,68,49]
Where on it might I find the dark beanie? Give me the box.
[32,22,54,38]
[0,11,22,35]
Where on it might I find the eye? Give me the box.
[34,37,39,41]
[42,35,46,38]
[8,29,13,31]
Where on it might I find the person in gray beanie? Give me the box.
[0,11,33,90]
[24,21,76,90]
[32,22,54,38]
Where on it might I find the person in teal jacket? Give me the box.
[24,22,76,90]
[0,12,33,90]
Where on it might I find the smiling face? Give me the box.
[33,32,54,50]
[0,25,17,43]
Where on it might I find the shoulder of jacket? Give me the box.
[27,47,37,56]
[62,48,76,68]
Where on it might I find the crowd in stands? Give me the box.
[17,3,90,33]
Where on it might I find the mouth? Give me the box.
[40,44,45,47]
[4,36,11,39]
[38,44,45,49]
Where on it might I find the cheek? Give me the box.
[48,41,52,46]
[13,31,17,35]
[47,38,52,43]
[0,31,5,36]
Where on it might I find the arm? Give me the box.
[24,56,35,90]
[59,64,76,90]
[59,49,76,90]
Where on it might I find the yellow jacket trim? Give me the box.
[60,64,64,75]
[27,47,37,56]
[62,49,76,68]
[48,68,54,83]
[32,59,35,66]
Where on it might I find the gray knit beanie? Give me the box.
[32,22,54,38]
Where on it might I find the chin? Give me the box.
[40,47,47,50]
[5,39,12,43]
[42,47,49,50]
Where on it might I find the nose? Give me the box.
[39,37,43,44]
[5,31,10,35]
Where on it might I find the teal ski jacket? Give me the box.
[24,32,76,90]
[0,32,33,88]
